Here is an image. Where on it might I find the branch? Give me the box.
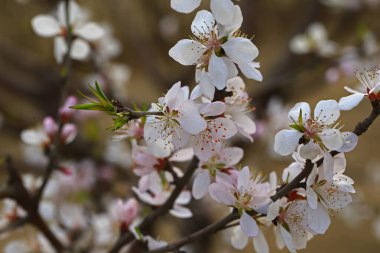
[271,103,380,201]
[147,212,240,253]
[108,157,199,253]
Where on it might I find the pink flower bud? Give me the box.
[114,198,139,227]
[60,123,77,144]
[59,96,78,122]
[43,116,58,140]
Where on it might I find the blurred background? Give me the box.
[1,0,380,252]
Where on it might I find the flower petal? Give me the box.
[178,101,207,135]
[209,53,228,90]
[240,211,259,237]
[192,170,211,199]
[238,62,263,81]
[191,10,215,37]
[209,183,235,205]
[336,132,358,153]
[231,227,248,249]
[338,93,365,111]
[31,15,61,37]
[253,230,269,253]
[210,0,235,25]
[306,204,331,234]
[222,38,259,63]
[75,22,105,41]
[288,102,311,123]
[70,38,90,60]
[171,0,201,13]
[169,39,206,65]
[169,205,193,218]
[314,99,340,125]
[274,129,303,156]
[318,129,344,150]
[200,101,226,117]
[54,36,68,64]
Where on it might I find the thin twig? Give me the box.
[108,157,199,253]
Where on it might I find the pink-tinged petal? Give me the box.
[200,102,226,117]
[306,204,331,234]
[191,10,215,37]
[54,36,68,64]
[70,39,90,60]
[209,183,235,205]
[274,129,303,156]
[31,15,60,37]
[178,101,207,135]
[222,38,259,63]
[171,0,201,13]
[288,102,311,123]
[238,61,263,81]
[43,116,58,137]
[169,39,206,65]
[253,230,269,253]
[318,129,344,151]
[314,99,340,125]
[210,0,235,25]
[240,211,259,237]
[192,170,211,199]
[220,147,243,167]
[231,227,248,249]
[74,22,105,41]
[61,123,77,144]
[169,205,192,218]
[211,117,237,139]
[336,132,358,152]
[165,82,184,109]
[170,148,194,162]
[209,53,228,90]
[338,93,365,111]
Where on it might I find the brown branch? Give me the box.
[108,157,199,253]
[147,212,240,253]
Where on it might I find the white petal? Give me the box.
[299,142,321,160]
[231,112,256,135]
[209,183,235,205]
[318,129,344,150]
[306,204,331,234]
[289,34,310,54]
[218,5,243,36]
[306,187,318,209]
[237,166,250,191]
[191,10,215,38]
[169,39,206,65]
[336,132,358,152]
[21,129,47,145]
[169,205,193,218]
[31,15,60,37]
[70,39,90,60]
[198,73,215,100]
[200,101,226,117]
[338,93,365,111]
[171,0,201,13]
[222,38,259,63]
[288,102,311,123]
[210,0,235,25]
[223,57,239,79]
[240,211,259,237]
[231,227,248,249]
[314,100,340,125]
[220,147,243,167]
[274,129,303,156]
[170,148,194,162]
[238,62,263,81]
[266,201,280,220]
[253,230,269,253]
[192,170,211,199]
[279,226,296,253]
[165,82,184,109]
[178,101,207,135]
[211,117,237,139]
[176,191,192,205]
[209,53,228,90]
[75,22,105,41]
[54,36,68,64]
[57,0,81,25]
[190,85,202,100]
